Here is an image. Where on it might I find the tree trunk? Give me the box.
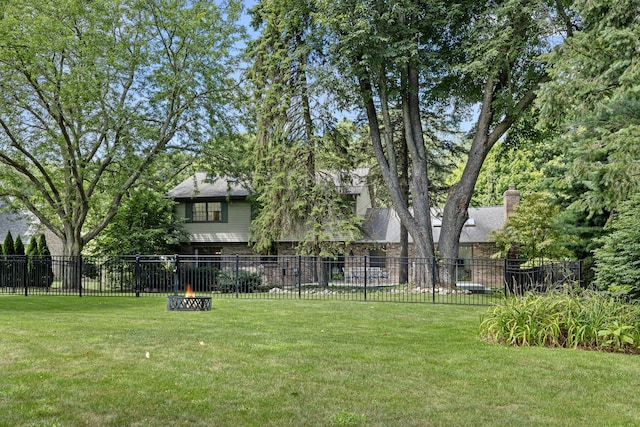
[358,61,437,288]
[399,130,409,285]
[61,226,84,290]
[437,79,496,286]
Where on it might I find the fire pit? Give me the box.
[167,285,211,311]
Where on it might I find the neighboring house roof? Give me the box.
[168,169,371,201]
[361,206,505,244]
[168,171,509,246]
[0,202,40,242]
[167,173,250,199]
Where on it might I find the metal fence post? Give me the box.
[503,258,508,297]
[135,255,141,297]
[78,256,83,298]
[577,260,582,288]
[363,255,368,301]
[235,255,239,298]
[432,257,437,304]
[24,255,28,297]
[297,256,302,299]
[173,254,179,295]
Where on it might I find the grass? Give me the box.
[1,297,639,426]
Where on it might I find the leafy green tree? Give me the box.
[470,114,563,206]
[593,191,640,299]
[491,193,574,260]
[90,188,188,256]
[317,0,575,285]
[0,0,243,270]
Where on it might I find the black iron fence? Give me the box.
[0,254,581,305]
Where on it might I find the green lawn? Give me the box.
[1,297,639,426]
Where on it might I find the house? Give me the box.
[0,202,40,248]
[168,169,373,256]
[0,202,63,256]
[168,172,519,263]
[167,173,254,256]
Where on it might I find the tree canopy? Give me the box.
[593,190,640,299]
[0,0,243,258]
[245,0,363,259]
[311,0,575,286]
[537,0,640,218]
[90,188,188,256]
[492,192,574,261]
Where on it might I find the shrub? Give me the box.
[214,270,262,293]
[479,289,640,353]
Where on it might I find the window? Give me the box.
[456,246,473,282]
[187,202,227,223]
[369,248,387,268]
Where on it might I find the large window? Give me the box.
[187,202,227,223]
[456,246,473,282]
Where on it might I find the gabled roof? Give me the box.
[0,202,40,242]
[361,206,504,244]
[167,173,250,199]
[168,169,371,200]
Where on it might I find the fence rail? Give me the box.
[0,254,581,305]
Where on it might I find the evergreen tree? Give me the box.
[26,235,38,287]
[538,0,640,218]
[14,235,24,255]
[38,234,50,256]
[3,231,15,256]
[593,191,640,299]
[26,236,38,256]
[37,234,53,287]
[246,0,363,279]
[2,232,15,287]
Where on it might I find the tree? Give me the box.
[13,235,24,256]
[318,0,573,285]
[537,0,640,218]
[37,233,54,287]
[491,192,574,261]
[469,114,562,206]
[26,236,38,257]
[90,188,188,256]
[593,191,640,300]
[0,0,243,273]
[37,234,50,257]
[26,234,38,286]
[246,0,363,286]
[3,231,14,256]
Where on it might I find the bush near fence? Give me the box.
[0,254,581,305]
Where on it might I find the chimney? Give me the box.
[503,185,520,219]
